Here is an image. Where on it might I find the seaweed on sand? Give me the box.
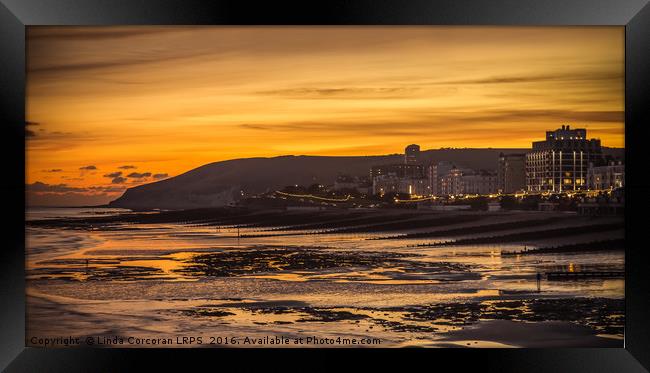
[173,247,470,278]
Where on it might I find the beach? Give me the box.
[26,207,624,348]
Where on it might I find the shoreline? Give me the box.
[26,285,623,348]
[25,207,624,348]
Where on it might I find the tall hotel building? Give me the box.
[498,153,526,194]
[404,144,421,165]
[526,125,603,192]
[371,144,429,196]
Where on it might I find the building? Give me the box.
[404,144,421,165]
[497,153,526,194]
[333,174,357,191]
[370,164,424,179]
[371,144,429,196]
[373,174,428,196]
[587,161,624,190]
[427,161,453,196]
[439,168,497,196]
[462,170,498,195]
[439,168,464,196]
[525,125,603,192]
[333,175,372,195]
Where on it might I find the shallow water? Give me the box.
[26,207,624,348]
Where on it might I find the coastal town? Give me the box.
[244,125,624,215]
[25,26,625,349]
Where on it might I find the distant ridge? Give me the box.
[109,147,624,210]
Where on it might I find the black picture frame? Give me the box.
[1,0,649,371]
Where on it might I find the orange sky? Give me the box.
[26,26,624,206]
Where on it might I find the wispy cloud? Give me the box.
[26,181,126,206]
[27,182,85,193]
[256,87,421,99]
[28,27,181,41]
[436,71,621,86]
[27,181,124,194]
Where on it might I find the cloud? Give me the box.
[111,176,127,184]
[25,121,39,137]
[27,181,125,194]
[28,27,180,42]
[239,109,623,139]
[251,71,621,102]
[118,165,137,169]
[436,71,621,86]
[27,182,85,193]
[239,124,267,131]
[26,182,127,207]
[256,87,420,99]
[28,42,218,76]
[103,171,122,178]
[79,165,97,170]
[127,172,152,178]
[31,60,154,75]
[43,169,63,173]
[436,109,624,124]
[153,173,169,179]
[88,185,126,193]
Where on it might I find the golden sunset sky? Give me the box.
[26,26,624,206]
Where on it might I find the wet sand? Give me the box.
[26,208,624,348]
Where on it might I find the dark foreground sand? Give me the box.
[435,319,620,348]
